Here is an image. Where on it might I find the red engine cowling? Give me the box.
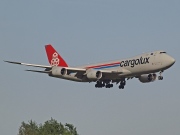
[139,74,157,83]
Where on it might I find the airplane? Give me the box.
[4,44,175,89]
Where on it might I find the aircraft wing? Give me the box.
[66,67,86,73]
[100,70,123,74]
[27,68,124,75]
[25,70,51,74]
[83,69,123,75]
[4,60,128,76]
[26,68,86,75]
[4,60,52,68]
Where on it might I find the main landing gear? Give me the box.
[95,81,113,88]
[95,81,105,88]
[119,80,126,89]
[158,71,164,80]
[95,79,126,89]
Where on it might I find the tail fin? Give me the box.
[45,44,68,67]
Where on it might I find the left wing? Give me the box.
[4,60,127,76]
[4,60,87,74]
[4,60,51,68]
[25,70,51,74]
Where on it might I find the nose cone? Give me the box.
[168,56,176,66]
[170,57,175,65]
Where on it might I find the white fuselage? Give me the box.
[52,51,175,82]
[5,45,176,89]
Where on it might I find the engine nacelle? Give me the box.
[139,74,157,83]
[51,67,67,76]
[87,70,102,81]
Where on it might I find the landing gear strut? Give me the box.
[119,80,126,89]
[158,71,164,80]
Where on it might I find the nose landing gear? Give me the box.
[158,76,163,80]
[158,71,164,80]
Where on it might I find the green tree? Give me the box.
[65,124,78,135]
[18,120,39,135]
[18,118,79,135]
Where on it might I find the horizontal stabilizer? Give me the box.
[4,60,51,68]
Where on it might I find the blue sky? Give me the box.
[0,0,179,135]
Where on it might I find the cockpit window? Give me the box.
[160,52,166,54]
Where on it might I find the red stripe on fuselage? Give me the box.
[86,62,121,69]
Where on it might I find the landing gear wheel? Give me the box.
[105,84,113,88]
[158,76,163,80]
[119,85,124,89]
[95,81,104,88]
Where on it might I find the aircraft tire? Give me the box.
[158,76,163,80]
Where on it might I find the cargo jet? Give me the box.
[4,44,175,89]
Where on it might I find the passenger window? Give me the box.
[160,52,166,54]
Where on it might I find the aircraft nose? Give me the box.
[168,56,175,65]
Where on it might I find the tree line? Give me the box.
[18,118,79,135]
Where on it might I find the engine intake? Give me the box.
[51,67,67,76]
[139,74,157,83]
[87,70,102,80]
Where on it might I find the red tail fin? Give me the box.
[45,44,68,67]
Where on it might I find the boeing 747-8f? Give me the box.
[4,44,175,89]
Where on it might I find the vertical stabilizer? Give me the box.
[45,44,68,67]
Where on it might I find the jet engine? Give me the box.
[51,66,67,76]
[87,70,102,80]
[139,74,157,83]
